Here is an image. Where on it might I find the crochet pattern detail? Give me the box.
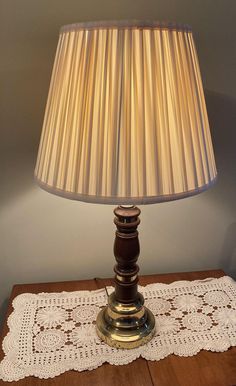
[0,276,236,381]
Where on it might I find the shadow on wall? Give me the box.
[0,150,37,211]
[220,223,236,279]
[205,90,236,277]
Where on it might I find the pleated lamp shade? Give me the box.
[35,20,217,204]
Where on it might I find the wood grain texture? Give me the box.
[0,270,235,386]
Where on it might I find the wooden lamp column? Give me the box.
[114,206,141,303]
[96,206,155,349]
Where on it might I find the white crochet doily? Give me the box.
[0,276,236,381]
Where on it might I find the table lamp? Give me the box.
[34,20,217,349]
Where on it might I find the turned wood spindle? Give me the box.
[113,206,141,303]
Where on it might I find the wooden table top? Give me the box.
[0,269,235,386]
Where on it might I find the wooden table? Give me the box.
[0,269,236,386]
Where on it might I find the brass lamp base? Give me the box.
[96,206,155,349]
[96,292,155,349]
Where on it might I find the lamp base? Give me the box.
[96,292,155,349]
[96,206,155,348]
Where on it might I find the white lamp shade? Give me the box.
[35,20,217,204]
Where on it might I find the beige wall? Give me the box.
[0,0,236,325]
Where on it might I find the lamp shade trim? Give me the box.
[35,175,217,205]
[60,20,192,33]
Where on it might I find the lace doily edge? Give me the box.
[0,339,235,382]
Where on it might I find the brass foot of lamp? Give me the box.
[35,20,217,349]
